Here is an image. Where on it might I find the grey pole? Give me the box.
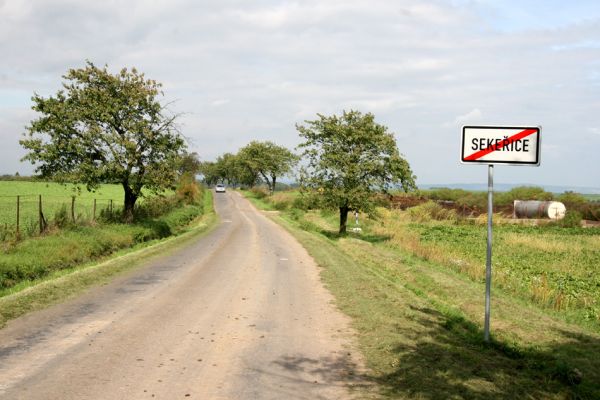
[484,164,493,342]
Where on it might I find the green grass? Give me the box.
[371,210,600,327]
[0,187,209,292]
[582,194,600,201]
[0,181,124,240]
[0,181,172,239]
[0,190,216,328]
[244,190,600,399]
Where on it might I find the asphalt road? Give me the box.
[0,191,364,399]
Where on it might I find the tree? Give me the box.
[199,161,220,186]
[175,152,201,204]
[237,141,298,194]
[177,151,201,176]
[20,62,186,221]
[296,110,416,234]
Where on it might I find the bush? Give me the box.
[53,205,71,228]
[269,192,295,211]
[423,188,471,202]
[176,174,201,204]
[496,186,553,206]
[250,187,269,199]
[558,210,583,228]
[292,194,320,210]
[456,192,487,213]
[556,191,587,209]
[409,201,458,222]
[134,195,179,220]
[288,208,304,221]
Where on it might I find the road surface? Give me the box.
[0,192,364,399]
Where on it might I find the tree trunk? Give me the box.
[271,174,276,195]
[339,205,349,234]
[123,184,138,223]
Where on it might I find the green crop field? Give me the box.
[0,181,124,236]
[403,221,600,321]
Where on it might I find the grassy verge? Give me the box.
[243,190,600,399]
[0,192,216,328]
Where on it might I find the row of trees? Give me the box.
[20,62,416,233]
[199,141,297,195]
[205,111,416,233]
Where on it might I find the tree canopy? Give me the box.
[200,141,297,192]
[20,61,186,221]
[237,141,298,194]
[297,110,416,233]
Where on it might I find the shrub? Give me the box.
[292,194,320,210]
[270,192,295,211]
[134,195,179,220]
[455,192,487,214]
[409,201,458,222]
[557,191,587,209]
[423,188,471,202]
[176,174,201,204]
[496,186,553,206]
[288,208,304,221]
[558,210,583,228]
[53,205,71,228]
[250,187,269,199]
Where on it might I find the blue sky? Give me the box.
[0,0,599,188]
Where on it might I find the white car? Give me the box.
[215,184,226,193]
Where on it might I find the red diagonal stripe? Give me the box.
[464,128,537,161]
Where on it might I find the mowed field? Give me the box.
[0,181,124,231]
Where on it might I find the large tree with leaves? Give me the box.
[237,141,298,194]
[20,62,186,221]
[297,110,416,234]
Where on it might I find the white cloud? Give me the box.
[1,0,599,187]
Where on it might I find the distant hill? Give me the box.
[419,183,600,194]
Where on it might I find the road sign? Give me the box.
[461,126,541,166]
[460,124,542,342]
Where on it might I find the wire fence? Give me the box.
[0,194,122,241]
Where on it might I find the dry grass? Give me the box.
[502,232,592,253]
[373,208,485,282]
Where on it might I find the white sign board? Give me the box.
[461,126,541,166]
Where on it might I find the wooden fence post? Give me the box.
[93,199,97,221]
[110,199,113,215]
[39,195,43,233]
[71,196,75,222]
[16,195,20,239]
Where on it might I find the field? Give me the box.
[376,210,600,323]
[0,181,124,232]
[0,184,210,295]
[0,181,173,240]
[244,189,600,398]
[583,193,600,201]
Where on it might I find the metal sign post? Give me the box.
[484,164,493,342]
[461,125,541,342]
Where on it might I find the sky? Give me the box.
[1,0,599,188]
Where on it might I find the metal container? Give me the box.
[513,200,566,220]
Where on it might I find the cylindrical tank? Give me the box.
[513,200,566,220]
